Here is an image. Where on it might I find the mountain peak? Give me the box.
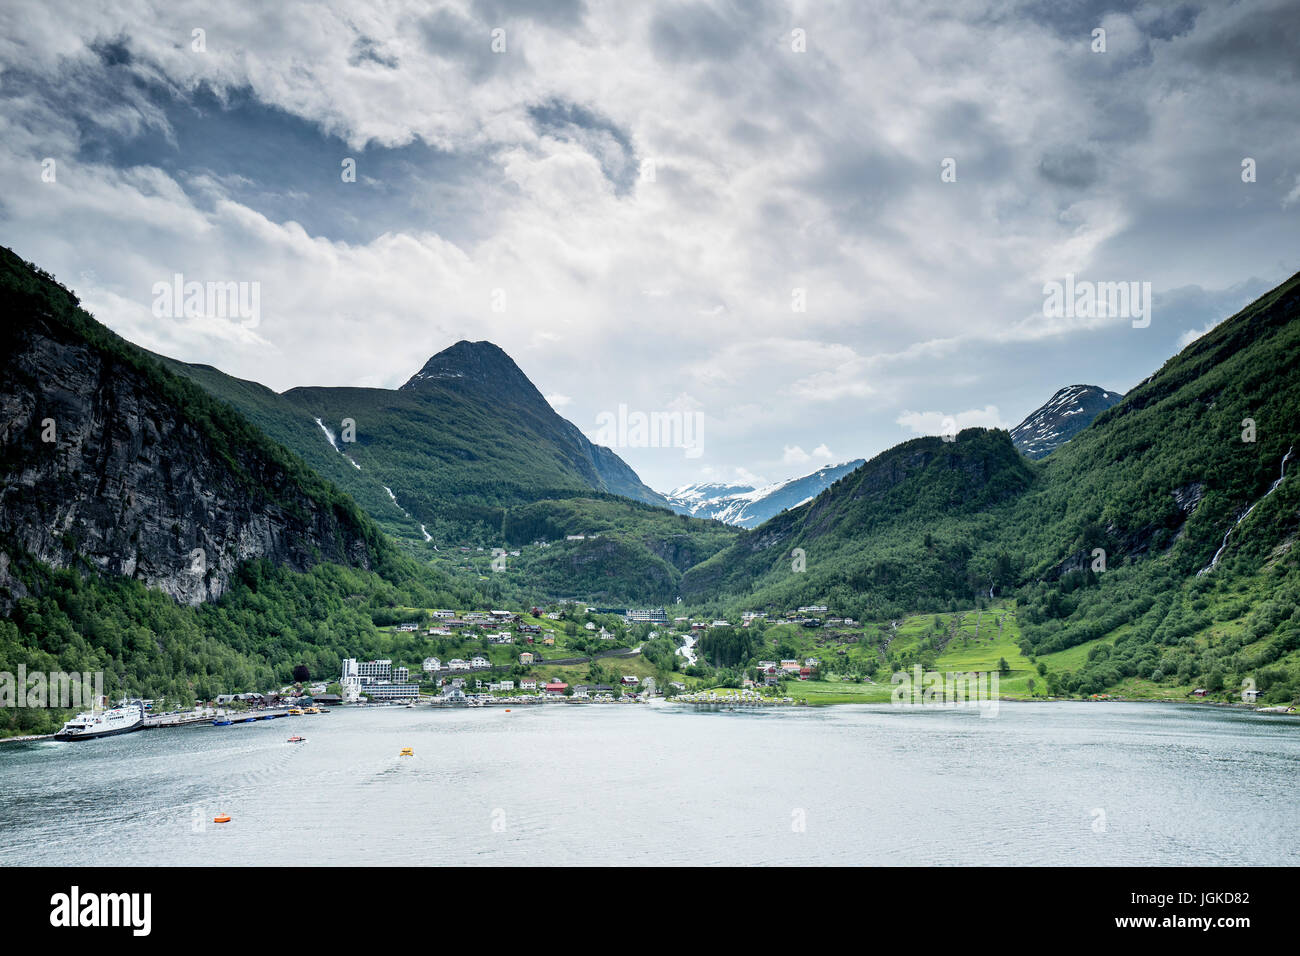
[1010,384,1122,459]
[400,340,543,402]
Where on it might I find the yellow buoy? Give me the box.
[399,747,414,757]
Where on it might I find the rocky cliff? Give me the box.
[0,247,385,608]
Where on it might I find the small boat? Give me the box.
[212,719,233,726]
[303,706,320,714]
[287,735,307,744]
[399,747,414,757]
[287,707,304,715]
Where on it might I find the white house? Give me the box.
[470,656,490,669]
[447,658,469,671]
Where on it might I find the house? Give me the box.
[621,675,640,686]
[447,659,469,671]
[625,608,669,624]
[497,680,514,692]
[432,609,456,619]
[780,659,801,672]
[519,652,535,665]
[572,685,591,699]
[427,627,451,637]
[804,658,821,667]
[542,635,555,645]
[584,622,596,631]
[710,620,730,628]
[799,667,812,680]
[470,656,490,669]
[422,657,442,673]
[598,627,613,640]
[1192,688,1207,698]
[544,681,568,696]
[520,677,538,690]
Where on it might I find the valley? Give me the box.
[2,245,1299,736]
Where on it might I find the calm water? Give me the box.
[1,702,1296,866]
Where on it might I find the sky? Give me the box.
[1,0,1297,494]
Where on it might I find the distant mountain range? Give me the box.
[1009,384,1123,459]
[662,460,867,528]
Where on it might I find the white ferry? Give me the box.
[54,699,146,741]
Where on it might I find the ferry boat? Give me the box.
[55,699,145,741]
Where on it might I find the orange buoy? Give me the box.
[505,709,511,712]
[213,814,231,824]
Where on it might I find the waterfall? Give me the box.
[1197,446,1294,575]
[314,418,361,470]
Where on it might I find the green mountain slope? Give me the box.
[680,428,1034,617]
[0,246,498,736]
[683,270,1300,704]
[159,341,740,601]
[159,341,682,545]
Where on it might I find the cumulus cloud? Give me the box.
[896,406,1011,437]
[0,0,1295,492]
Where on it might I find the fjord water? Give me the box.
[1,702,1296,866]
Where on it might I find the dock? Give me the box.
[143,708,298,729]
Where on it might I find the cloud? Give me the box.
[895,406,1011,437]
[1,0,1296,494]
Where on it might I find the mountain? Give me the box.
[1009,384,1123,459]
[663,460,867,528]
[157,340,738,603]
[398,340,672,510]
[0,247,390,608]
[158,341,673,545]
[683,268,1300,703]
[680,429,1034,612]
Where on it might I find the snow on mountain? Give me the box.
[662,460,866,528]
[1009,384,1123,459]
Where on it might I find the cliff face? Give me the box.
[0,248,381,607]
